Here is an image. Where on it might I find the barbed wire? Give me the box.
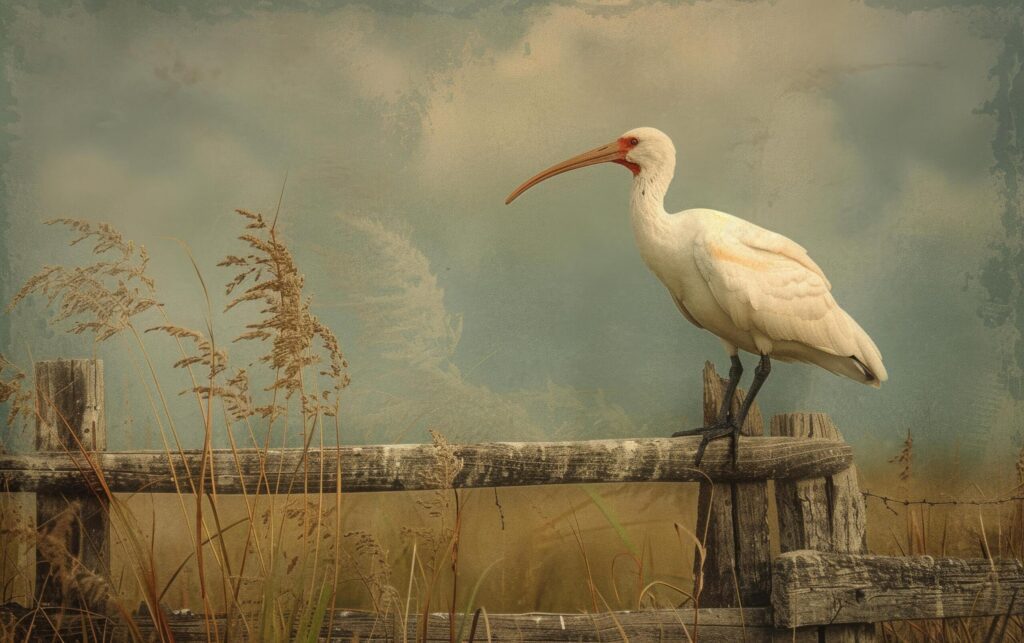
[862,490,1024,512]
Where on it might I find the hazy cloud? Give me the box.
[0,0,1017,464]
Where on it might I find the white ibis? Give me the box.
[505,127,887,464]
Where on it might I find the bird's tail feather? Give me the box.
[842,308,887,385]
[813,308,886,387]
[783,308,887,387]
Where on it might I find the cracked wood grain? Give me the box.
[773,551,1024,628]
[2,435,853,495]
[1,604,823,642]
[772,412,874,642]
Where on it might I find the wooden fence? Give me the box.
[1,358,1023,641]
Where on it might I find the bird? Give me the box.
[505,127,887,465]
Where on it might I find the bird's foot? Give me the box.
[672,419,741,467]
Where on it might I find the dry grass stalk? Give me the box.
[144,324,253,421]
[7,219,156,341]
[220,209,349,420]
[404,430,463,558]
[391,429,466,642]
[2,212,360,640]
[888,429,927,556]
[343,531,400,618]
[890,429,913,485]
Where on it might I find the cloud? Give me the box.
[0,0,1013,458]
[411,0,996,225]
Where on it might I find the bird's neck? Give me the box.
[629,168,672,254]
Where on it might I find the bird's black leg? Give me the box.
[723,354,771,465]
[733,354,770,431]
[672,354,772,467]
[672,355,743,438]
[716,355,743,425]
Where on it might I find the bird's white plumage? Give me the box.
[617,127,887,387]
[506,126,888,388]
[688,210,886,385]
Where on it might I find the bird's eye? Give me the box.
[629,138,639,146]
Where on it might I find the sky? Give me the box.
[1,0,1023,470]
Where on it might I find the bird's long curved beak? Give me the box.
[505,140,624,205]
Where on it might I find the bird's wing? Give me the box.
[693,216,883,379]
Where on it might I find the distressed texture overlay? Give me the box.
[1,0,1023,469]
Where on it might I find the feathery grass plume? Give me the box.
[426,428,466,643]
[334,217,462,369]
[394,429,467,642]
[220,209,349,419]
[0,355,34,440]
[889,429,927,556]
[146,325,228,380]
[407,430,463,543]
[343,531,400,617]
[143,324,254,420]
[7,219,157,341]
[424,428,463,496]
[323,215,638,444]
[890,428,913,484]
[222,368,254,422]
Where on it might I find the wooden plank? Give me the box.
[773,551,1024,628]
[33,359,109,608]
[771,413,873,642]
[694,361,771,608]
[771,413,866,554]
[693,361,738,607]
[0,604,821,642]
[0,435,854,495]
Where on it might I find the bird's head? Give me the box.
[505,126,676,204]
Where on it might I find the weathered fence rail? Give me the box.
[2,605,785,642]
[773,551,1024,628]
[0,436,854,494]
[3,358,1024,642]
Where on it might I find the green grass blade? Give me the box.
[308,583,333,642]
[454,557,503,643]
[582,486,639,558]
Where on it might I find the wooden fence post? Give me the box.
[693,361,771,607]
[772,412,874,642]
[34,359,109,607]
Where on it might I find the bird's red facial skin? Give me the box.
[615,137,641,176]
[614,159,641,176]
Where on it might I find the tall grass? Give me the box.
[6,213,647,638]
[1,212,357,641]
[869,431,1024,641]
